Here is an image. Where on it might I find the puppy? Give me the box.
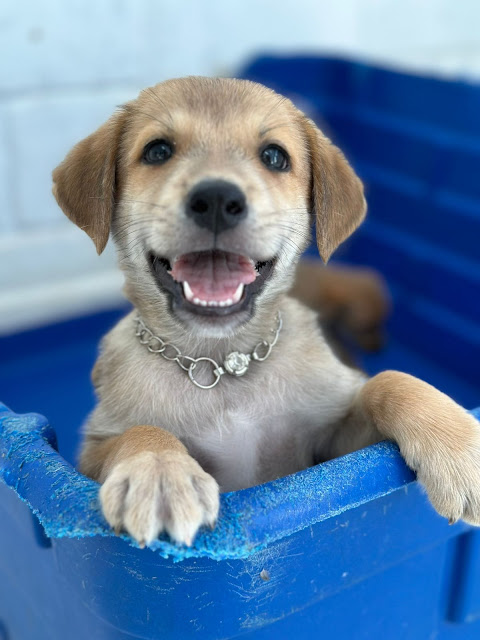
[53,77,480,547]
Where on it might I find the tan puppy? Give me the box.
[53,77,480,547]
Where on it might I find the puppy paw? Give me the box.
[362,372,480,526]
[413,414,480,526]
[99,450,219,547]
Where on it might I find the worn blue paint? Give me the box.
[1,57,480,638]
[0,401,416,560]
[1,400,479,639]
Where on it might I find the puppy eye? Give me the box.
[143,139,174,165]
[260,144,290,172]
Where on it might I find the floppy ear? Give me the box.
[302,117,366,263]
[52,109,127,254]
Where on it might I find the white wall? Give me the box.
[1,0,480,334]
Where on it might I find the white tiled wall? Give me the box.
[1,0,480,333]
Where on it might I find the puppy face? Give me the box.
[53,77,366,337]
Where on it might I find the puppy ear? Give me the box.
[302,117,366,263]
[52,109,127,254]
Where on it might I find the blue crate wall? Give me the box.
[3,402,480,640]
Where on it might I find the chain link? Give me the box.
[175,354,197,372]
[135,312,282,390]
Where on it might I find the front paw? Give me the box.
[414,414,480,526]
[99,450,219,546]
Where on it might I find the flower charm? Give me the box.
[223,351,251,377]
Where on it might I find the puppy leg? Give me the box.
[292,260,390,351]
[329,371,480,525]
[80,426,219,547]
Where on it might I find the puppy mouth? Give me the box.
[147,249,276,317]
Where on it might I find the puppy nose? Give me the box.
[186,180,247,233]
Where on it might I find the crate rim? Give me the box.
[0,401,427,562]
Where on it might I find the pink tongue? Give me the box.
[171,251,257,300]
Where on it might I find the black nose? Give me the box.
[186,180,247,233]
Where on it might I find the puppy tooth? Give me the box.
[183,284,239,308]
[183,281,194,302]
[232,284,244,303]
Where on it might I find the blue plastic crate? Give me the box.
[0,57,479,639]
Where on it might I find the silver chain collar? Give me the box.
[135,312,282,389]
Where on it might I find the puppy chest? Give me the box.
[181,408,314,492]
[187,412,261,492]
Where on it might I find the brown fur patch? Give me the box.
[359,371,478,458]
[301,117,367,262]
[52,109,129,254]
[292,260,390,351]
[79,425,187,483]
